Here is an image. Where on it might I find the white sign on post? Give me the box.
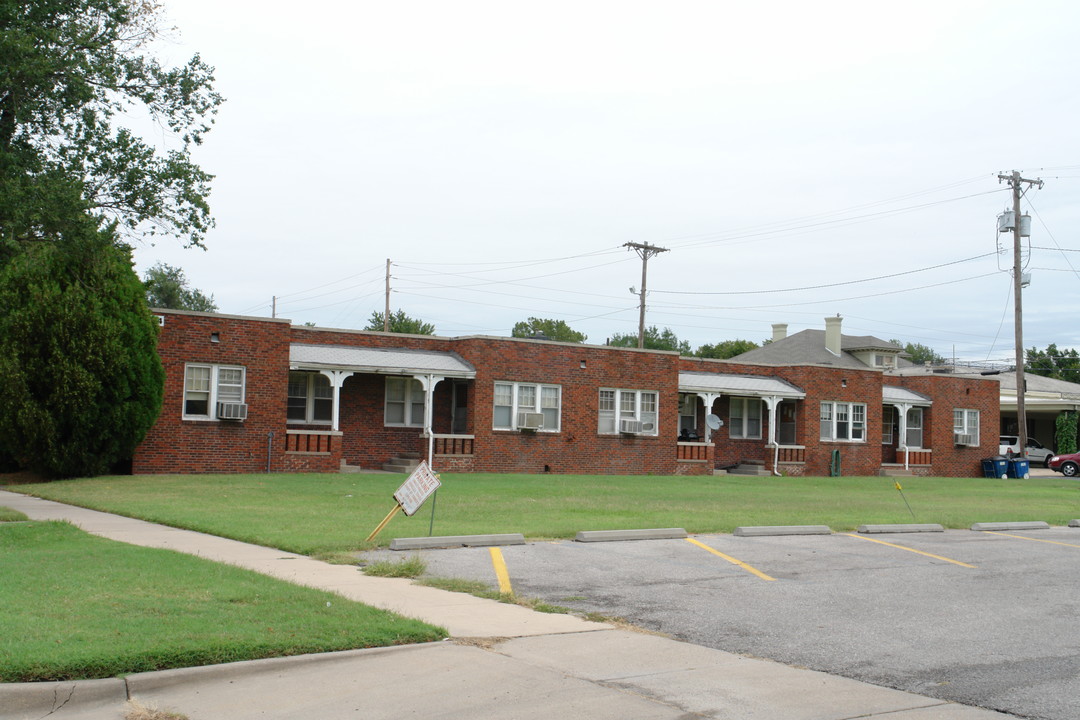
[393,461,441,516]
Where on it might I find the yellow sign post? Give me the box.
[365,461,442,542]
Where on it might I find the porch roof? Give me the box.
[883,385,932,405]
[678,372,805,398]
[289,344,476,378]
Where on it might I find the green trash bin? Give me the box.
[830,449,841,477]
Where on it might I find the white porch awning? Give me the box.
[678,372,805,399]
[883,386,932,406]
[289,344,475,378]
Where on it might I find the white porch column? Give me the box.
[889,402,912,470]
[695,392,722,442]
[763,396,783,476]
[763,396,782,446]
[414,374,446,468]
[318,370,353,432]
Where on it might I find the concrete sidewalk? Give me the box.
[0,490,1018,720]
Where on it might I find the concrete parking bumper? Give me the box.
[0,490,1020,720]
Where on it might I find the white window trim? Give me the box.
[384,377,426,428]
[729,397,763,439]
[598,387,659,436]
[183,363,246,421]
[819,401,866,443]
[882,408,895,445]
[953,408,980,446]
[287,371,333,425]
[906,407,924,448]
[493,381,562,432]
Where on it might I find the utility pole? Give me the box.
[272,295,276,319]
[624,241,669,348]
[384,258,391,332]
[998,170,1043,462]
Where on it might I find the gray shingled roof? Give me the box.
[730,330,879,368]
[290,344,475,377]
[679,372,805,398]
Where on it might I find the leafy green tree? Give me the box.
[695,339,759,359]
[609,326,691,354]
[891,340,946,366]
[511,317,586,343]
[0,0,223,253]
[365,310,435,335]
[144,262,217,312]
[1025,344,1080,381]
[0,225,164,477]
[1056,411,1078,455]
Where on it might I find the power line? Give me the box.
[652,252,996,296]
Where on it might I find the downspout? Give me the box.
[426,374,435,469]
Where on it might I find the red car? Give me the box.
[1049,452,1080,477]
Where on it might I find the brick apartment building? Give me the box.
[132,310,998,477]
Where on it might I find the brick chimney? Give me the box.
[771,323,788,342]
[825,315,842,356]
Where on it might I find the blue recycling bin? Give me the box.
[981,457,1009,478]
[1007,458,1030,479]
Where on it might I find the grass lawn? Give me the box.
[0,521,445,682]
[8,472,1080,555]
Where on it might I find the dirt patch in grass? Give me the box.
[125,699,188,720]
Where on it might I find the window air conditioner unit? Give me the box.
[620,419,643,435]
[217,402,248,421]
[516,411,544,430]
[954,433,973,446]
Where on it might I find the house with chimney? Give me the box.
[132,310,997,477]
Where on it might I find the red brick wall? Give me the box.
[454,338,682,474]
[890,374,999,477]
[133,311,292,474]
[133,314,998,478]
[680,358,887,476]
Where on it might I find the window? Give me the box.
[953,408,980,446]
[729,397,762,439]
[778,401,797,445]
[598,388,659,435]
[288,372,333,424]
[882,407,895,444]
[385,377,425,427]
[183,364,246,420]
[678,393,698,433]
[906,407,924,448]
[492,381,561,431]
[820,401,865,442]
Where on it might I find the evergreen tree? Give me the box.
[0,225,164,477]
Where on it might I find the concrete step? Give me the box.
[878,468,914,477]
[382,457,421,473]
[727,464,773,476]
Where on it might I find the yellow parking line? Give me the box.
[983,531,1080,548]
[686,538,776,581]
[845,533,976,568]
[489,547,513,594]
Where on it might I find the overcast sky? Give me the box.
[132,0,1080,363]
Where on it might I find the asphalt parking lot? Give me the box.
[372,526,1080,720]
